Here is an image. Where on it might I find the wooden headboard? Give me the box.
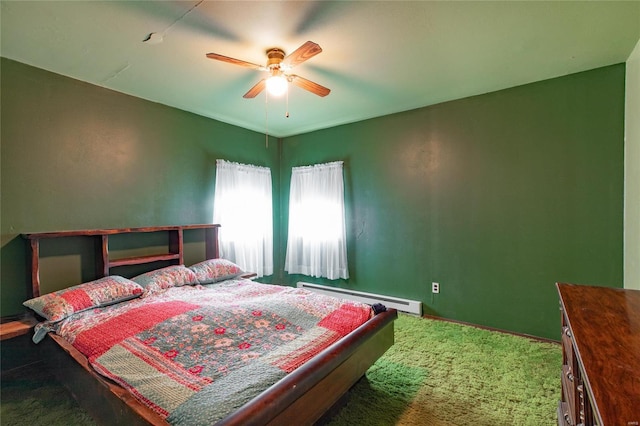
[22,224,220,298]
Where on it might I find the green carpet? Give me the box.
[0,314,561,425]
[328,314,562,426]
[0,366,95,426]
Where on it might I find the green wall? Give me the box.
[0,58,280,316]
[1,58,625,340]
[281,64,625,340]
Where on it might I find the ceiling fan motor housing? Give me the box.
[266,48,285,68]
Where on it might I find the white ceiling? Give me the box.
[1,1,639,137]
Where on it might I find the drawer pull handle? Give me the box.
[563,327,572,338]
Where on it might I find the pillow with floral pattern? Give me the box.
[23,276,143,322]
[188,258,244,284]
[132,265,198,297]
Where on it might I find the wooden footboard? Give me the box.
[43,334,168,426]
[224,308,397,425]
[41,308,397,426]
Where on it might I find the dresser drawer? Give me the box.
[561,326,574,363]
[557,401,573,426]
[561,365,577,425]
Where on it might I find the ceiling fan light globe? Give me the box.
[266,75,288,97]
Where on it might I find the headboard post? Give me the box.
[98,235,109,278]
[205,226,220,259]
[169,229,184,265]
[28,239,41,298]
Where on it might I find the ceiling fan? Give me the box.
[206,41,330,99]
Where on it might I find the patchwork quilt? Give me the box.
[49,279,373,425]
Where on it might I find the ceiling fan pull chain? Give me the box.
[265,90,269,148]
[286,86,290,118]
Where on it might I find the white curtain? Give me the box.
[285,161,349,279]
[213,160,273,277]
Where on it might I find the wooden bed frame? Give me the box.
[23,224,397,426]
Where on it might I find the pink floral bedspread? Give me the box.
[52,279,373,425]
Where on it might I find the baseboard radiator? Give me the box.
[296,282,422,315]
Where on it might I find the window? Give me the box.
[213,160,273,277]
[285,161,348,279]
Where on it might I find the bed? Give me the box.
[22,224,397,426]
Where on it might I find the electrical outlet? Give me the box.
[432,282,440,294]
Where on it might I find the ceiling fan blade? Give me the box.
[289,75,331,97]
[243,79,266,98]
[206,53,264,70]
[283,41,322,68]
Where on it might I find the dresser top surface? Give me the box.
[557,283,640,425]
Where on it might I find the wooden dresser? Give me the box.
[556,283,640,426]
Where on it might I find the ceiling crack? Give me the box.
[101,63,131,85]
[163,0,204,37]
